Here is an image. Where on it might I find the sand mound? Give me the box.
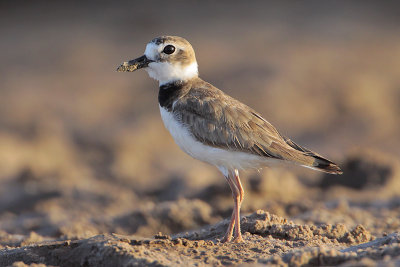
[1,211,399,266]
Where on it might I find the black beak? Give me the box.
[116,55,153,72]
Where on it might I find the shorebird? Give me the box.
[117,36,342,243]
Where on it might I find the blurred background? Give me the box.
[0,1,399,242]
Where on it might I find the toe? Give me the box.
[232,236,244,243]
[221,236,232,243]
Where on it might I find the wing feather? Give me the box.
[172,84,312,164]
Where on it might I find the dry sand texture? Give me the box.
[1,1,400,266]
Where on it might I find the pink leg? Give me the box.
[221,210,235,243]
[233,169,244,203]
[232,169,244,243]
[222,170,245,243]
[222,176,238,243]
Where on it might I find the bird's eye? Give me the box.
[163,45,175,55]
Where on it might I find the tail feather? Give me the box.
[283,137,342,175]
[311,155,342,175]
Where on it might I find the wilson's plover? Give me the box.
[117,36,342,243]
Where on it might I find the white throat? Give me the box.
[145,61,198,86]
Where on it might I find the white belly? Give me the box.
[159,106,268,172]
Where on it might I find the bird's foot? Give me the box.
[232,235,244,243]
[221,235,232,243]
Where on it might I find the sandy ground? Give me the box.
[0,150,400,266]
[1,1,400,266]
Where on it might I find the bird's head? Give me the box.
[117,36,198,86]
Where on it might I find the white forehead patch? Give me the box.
[144,42,160,61]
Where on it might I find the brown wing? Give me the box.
[172,83,315,165]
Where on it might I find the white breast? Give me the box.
[159,106,269,172]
